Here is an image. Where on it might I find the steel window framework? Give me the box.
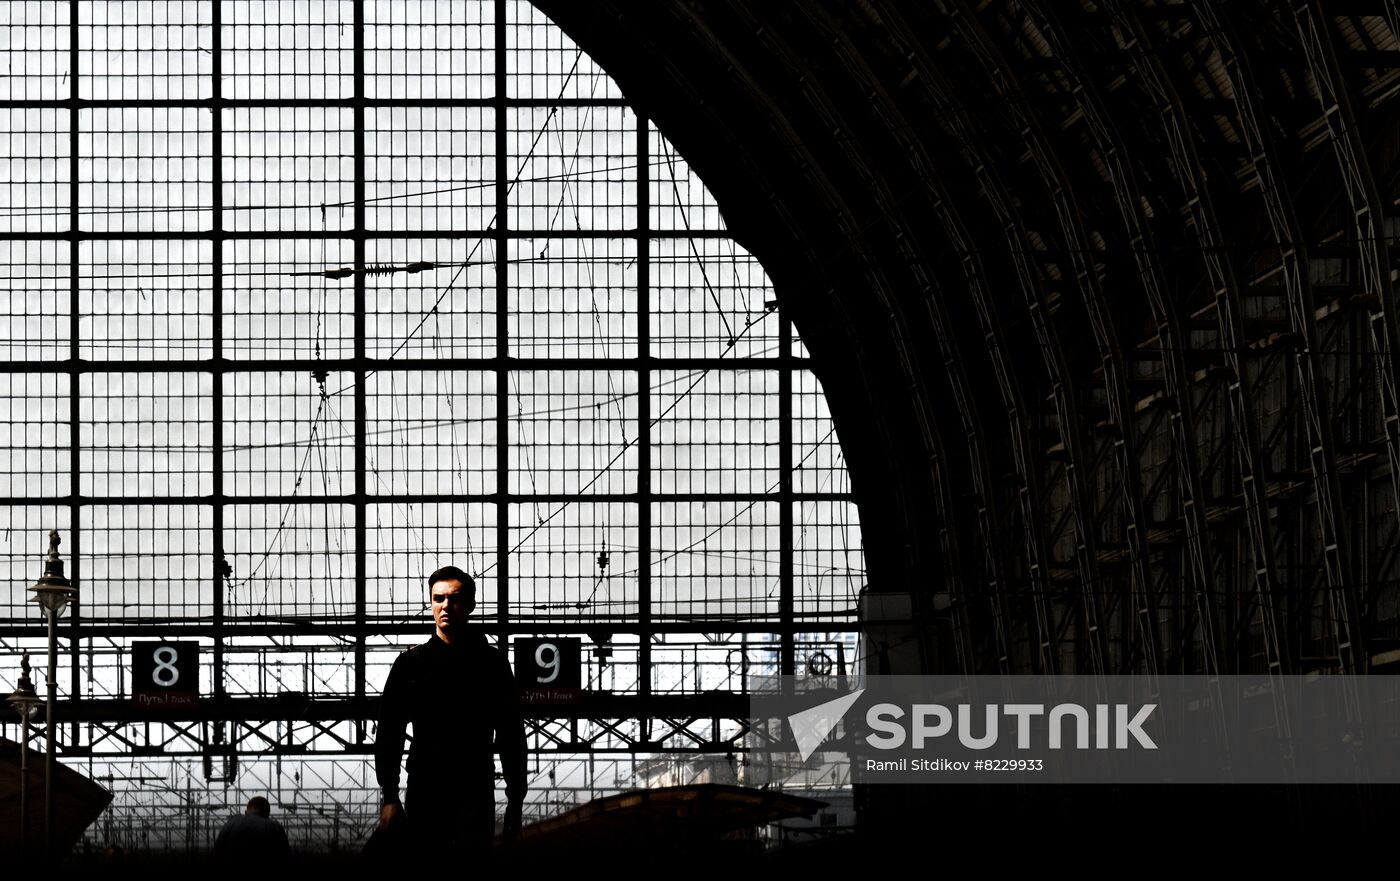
[0,0,862,805]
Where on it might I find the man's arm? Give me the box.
[493,647,527,839]
[374,652,411,819]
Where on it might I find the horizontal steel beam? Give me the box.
[0,620,860,638]
[50,690,752,725]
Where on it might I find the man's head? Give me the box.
[428,565,476,644]
[246,796,271,818]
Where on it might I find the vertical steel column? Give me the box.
[636,115,653,711]
[211,0,226,702]
[1192,1,1361,673]
[1111,0,1289,677]
[1023,0,1222,675]
[779,313,794,677]
[494,0,510,629]
[66,0,81,756]
[352,0,368,722]
[952,0,1159,678]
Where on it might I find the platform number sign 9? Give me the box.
[132,641,199,709]
[513,637,581,704]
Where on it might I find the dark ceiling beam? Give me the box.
[1024,0,1225,676]
[1292,0,1400,684]
[1192,0,1362,675]
[857,2,1062,673]
[954,0,1162,678]
[917,0,1109,677]
[744,3,1012,672]
[765,1,1015,673]
[1113,0,1293,678]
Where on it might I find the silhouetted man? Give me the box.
[213,796,290,865]
[374,565,527,861]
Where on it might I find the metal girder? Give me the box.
[41,693,754,757]
[682,4,924,674]
[210,0,227,708]
[916,274,1016,674]
[1299,7,1400,409]
[1193,1,1362,675]
[1371,498,1400,603]
[663,1,939,627]
[838,3,1058,675]
[738,3,1016,672]
[932,452,977,675]
[1110,0,1290,678]
[917,0,1107,679]
[1296,0,1400,654]
[353,0,370,743]
[951,0,1159,680]
[1023,0,1223,678]
[66,0,83,760]
[0,622,861,640]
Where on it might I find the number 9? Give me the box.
[534,643,560,684]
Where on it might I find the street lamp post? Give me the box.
[6,652,43,854]
[30,529,75,860]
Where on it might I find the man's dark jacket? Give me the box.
[374,630,527,806]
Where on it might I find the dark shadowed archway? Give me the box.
[536,0,1400,842]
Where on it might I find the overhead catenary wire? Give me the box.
[353,50,587,585]
[476,299,782,580]
[0,158,690,219]
[229,51,590,607]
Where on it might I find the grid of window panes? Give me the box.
[0,0,863,851]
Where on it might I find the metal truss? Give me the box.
[934,0,1130,681]
[1110,0,1290,679]
[953,0,1163,680]
[825,79,1015,673]
[41,692,752,758]
[738,3,1015,675]
[1294,0,1400,667]
[1023,0,1227,676]
[844,4,1059,675]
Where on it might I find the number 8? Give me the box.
[152,646,180,687]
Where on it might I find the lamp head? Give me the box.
[6,652,42,722]
[30,529,75,617]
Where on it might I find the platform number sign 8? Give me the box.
[151,645,181,686]
[513,637,581,704]
[132,641,200,708]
